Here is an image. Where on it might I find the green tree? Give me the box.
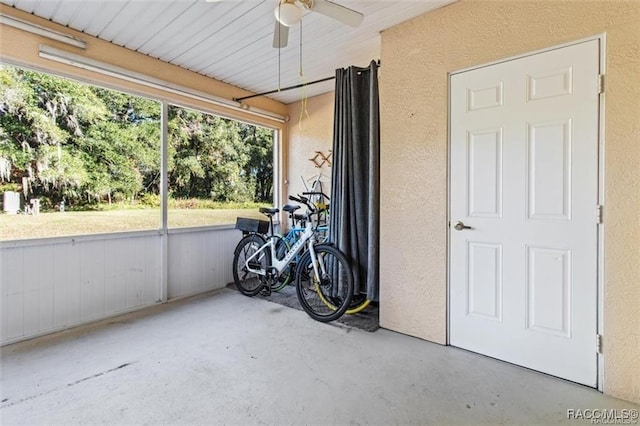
[240,124,273,202]
[1,65,273,210]
[168,106,256,202]
[0,66,91,205]
[83,88,161,202]
[0,65,161,208]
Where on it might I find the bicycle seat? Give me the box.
[259,207,279,216]
[282,204,300,213]
[294,213,306,221]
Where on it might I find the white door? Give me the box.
[449,40,600,387]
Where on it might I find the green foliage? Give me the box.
[0,65,274,211]
[240,124,274,202]
[0,182,21,192]
[167,106,273,203]
[139,193,160,207]
[168,198,265,210]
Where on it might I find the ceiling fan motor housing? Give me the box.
[273,0,363,48]
[275,1,303,27]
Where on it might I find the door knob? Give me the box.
[453,221,472,231]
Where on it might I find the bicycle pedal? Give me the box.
[260,287,271,297]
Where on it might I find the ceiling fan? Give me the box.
[207,0,364,48]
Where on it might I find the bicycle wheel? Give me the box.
[295,244,354,322]
[233,234,270,296]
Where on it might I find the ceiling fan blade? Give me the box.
[310,0,363,28]
[273,20,289,48]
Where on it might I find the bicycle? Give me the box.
[283,198,335,272]
[234,202,326,293]
[271,203,306,290]
[234,197,370,315]
[280,194,371,315]
[300,191,370,315]
[233,195,354,322]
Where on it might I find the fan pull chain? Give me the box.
[299,16,303,77]
[298,18,310,130]
[277,2,281,91]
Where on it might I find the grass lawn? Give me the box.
[0,208,265,241]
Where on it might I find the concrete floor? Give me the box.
[1,289,637,425]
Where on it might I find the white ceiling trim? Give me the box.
[2,0,456,104]
[0,12,86,49]
[38,44,287,123]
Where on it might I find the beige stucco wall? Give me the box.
[380,0,639,403]
[286,92,334,210]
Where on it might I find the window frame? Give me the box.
[0,60,284,242]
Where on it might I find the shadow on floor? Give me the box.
[226,282,379,332]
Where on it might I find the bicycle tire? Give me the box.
[233,234,270,296]
[295,244,354,322]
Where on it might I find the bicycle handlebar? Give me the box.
[302,191,330,201]
[288,194,316,212]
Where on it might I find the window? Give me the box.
[167,104,275,229]
[0,65,276,241]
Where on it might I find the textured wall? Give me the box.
[286,92,335,205]
[380,0,639,403]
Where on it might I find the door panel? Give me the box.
[468,129,503,218]
[527,119,572,220]
[526,246,571,337]
[450,40,599,386]
[467,241,503,321]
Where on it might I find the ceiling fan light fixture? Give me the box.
[274,2,302,27]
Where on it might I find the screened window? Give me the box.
[167,104,274,229]
[0,65,276,241]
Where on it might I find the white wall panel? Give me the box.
[1,248,25,341]
[167,228,240,300]
[1,227,239,345]
[52,245,72,329]
[0,233,161,345]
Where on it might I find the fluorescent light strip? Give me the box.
[1,14,86,50]
[38,44,287,123]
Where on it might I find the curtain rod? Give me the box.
[234,76,335,102]
[234,60,380,103]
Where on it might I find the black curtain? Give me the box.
[329,60,380,301]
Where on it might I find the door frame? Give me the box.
[446,34,606,391]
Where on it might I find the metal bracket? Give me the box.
[598,74,605,94]
[596,205,603,224]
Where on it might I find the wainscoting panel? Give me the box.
[167,228,239,299]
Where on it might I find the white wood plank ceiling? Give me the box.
[1,0,453,104]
